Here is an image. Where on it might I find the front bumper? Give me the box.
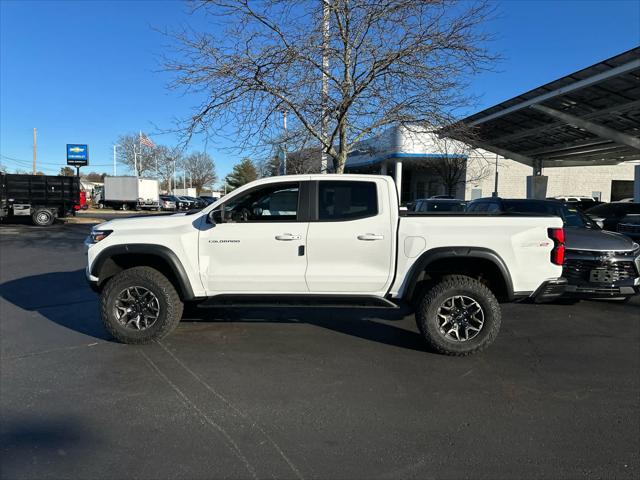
[531,278,568,303]
[85,265,100,293]
[562,248,640,298]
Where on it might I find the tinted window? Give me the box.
[503,201,557,215]
[586,203,614,215]
[625,203,640,214]
[486,202,501,213]
[318,181,377,221]
[221,183,299,222]
[466,202,487,212]
[419,201,466,212]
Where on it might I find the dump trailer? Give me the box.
[0,172,81,226]
[97,177,160,211]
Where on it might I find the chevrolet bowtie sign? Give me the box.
[66,144,88,166]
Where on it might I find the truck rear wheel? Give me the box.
[415,275,501,356]
[32,208,55,226]
[100,266,184,344]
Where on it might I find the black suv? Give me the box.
[467,198,640,300]
[585,202,640,232]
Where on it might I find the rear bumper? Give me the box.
[531,278,568,303]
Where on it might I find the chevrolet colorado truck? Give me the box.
[85,175,567,356]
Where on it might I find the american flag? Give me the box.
[140,133,156,149]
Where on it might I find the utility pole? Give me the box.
[32,128,37,174]
[282,109,288,176]
[320,0,330,174]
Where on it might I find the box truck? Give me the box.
[96,177,160,211]
[173,188,197,197]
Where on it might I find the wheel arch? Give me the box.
[91,244,196,301]
[402,247,515,303]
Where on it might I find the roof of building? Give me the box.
[453,47,640,168]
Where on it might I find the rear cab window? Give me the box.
[317,181,378,221]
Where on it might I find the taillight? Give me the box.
[548,227,565,265]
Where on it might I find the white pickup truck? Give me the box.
[85,174,567,355]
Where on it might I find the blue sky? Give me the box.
[1,0,638,182]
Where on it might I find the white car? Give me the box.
[85,174,566,356]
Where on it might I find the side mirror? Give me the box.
[207,209,223,225]
[252,207,263,217]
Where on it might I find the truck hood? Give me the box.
[96,212,196,231]
[565,227,638,252]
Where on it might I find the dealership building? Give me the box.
[345,47,640,204]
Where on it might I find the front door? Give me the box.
[305,179,394,295]
[199,181,309,294]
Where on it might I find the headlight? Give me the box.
[89,229,112,243]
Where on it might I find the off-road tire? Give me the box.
[101,266,183,344]
[32,208,55,226]
[415,275,501,356]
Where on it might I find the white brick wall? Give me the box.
[465,155,638,201]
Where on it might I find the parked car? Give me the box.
[172,196,193,210]
[413,198,467,213]
[199,195,219,205]
[182,196,207,209]
[586,202,640,232]
[85,174,568,356]
[618,215,640,241]
[551,196,602,211]
[467,197,640,300]
[159,195,177,211]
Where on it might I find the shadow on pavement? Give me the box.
[0,415,100,476]
[0,269,110,340]
[182,302,428,352]
[0,269,427,351]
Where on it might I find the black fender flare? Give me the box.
[91,244,197,301]
[401,247,515,301]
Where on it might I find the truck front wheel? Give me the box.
[32,208,55,226]
[415,275,501,356]
[100,266,184,344]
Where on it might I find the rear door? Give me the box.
[305,179,394,294]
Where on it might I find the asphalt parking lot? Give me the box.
[1,220,638,480]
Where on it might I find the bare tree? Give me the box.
[154,145,183,192]
[182,152,218,194]
[429,129,491,196]
[116,133,159,177]
[164,0,495,173]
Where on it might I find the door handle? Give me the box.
[275,233,301,241]
[357,233,384,241]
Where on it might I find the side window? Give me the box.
[467,202,486,212]
[486,202,501,213]
[221,183,299,222]
[318,181,377,221]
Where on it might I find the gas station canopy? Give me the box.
[455,47,640,168]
